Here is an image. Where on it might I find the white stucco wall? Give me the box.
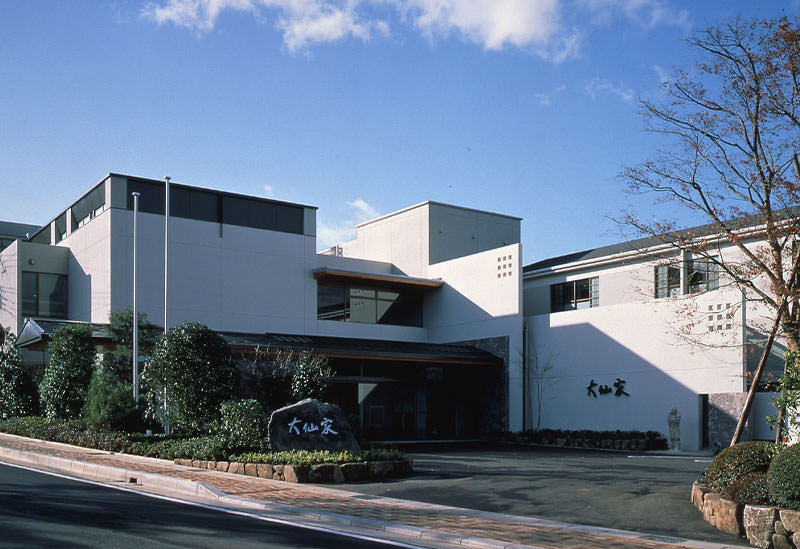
[108,208,318,334]
[0,241,20,334]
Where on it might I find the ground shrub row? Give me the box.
[229,448,404,466]
[0,416,402,466]
[701,441,800,510]
[492,429,668,450]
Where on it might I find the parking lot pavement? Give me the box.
[336,443,738,545]
[0,434,746,548]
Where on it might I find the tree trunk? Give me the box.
[775,330,800,443]
[731,306,784,446]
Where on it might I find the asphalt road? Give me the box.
[339,444,739,545]
[0,463,393,549]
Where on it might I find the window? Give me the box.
[654,263,681,298]
[317,283,423,327]
[0,238,15,252]
[126,179,305,235]
[654,256,719,297]
[21,272,68,318]
[688,259,719,294]
[550,277,598,312]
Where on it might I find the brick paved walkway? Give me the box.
[0,433,746,549]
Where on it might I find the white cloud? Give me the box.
[317,197,380,249]
[143,0,580,60]
[585,77,633,103]
[142,0,387,52]
[263,184,275,196]
[141,0,684,58]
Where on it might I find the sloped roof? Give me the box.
[523,208,800,274]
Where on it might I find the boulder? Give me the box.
[341,462,369,482]
[256,463,274,479]
[780,510,800,533]
[308,463,345,483]
[269,398,360,452]
[283,464,309,483]
[691,482,707,510]
[744,505,778,549]
[244,463,258,477]
[773,533,793,549]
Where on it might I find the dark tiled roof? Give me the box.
[0,220,40,239]
[523,208,800,273]
[16,319,113,349]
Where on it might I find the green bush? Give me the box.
[229,448,405,466]
[768,444,800,509]
[39,325,97,419]
[125,436,229,461]
[0,416,129,452]
[725,471,770,505]
[83,369,144,432]
[215,399,269,450]
[141,321,237,433]
[101,309,159,383]
[0,328,37,417]
[702,441,780,494]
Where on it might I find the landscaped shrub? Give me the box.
[215,399,269,451]
[273,349,333,403]
[0,416,129,452]
[725,471,770,505]
[229,448,405,466]
[101,309,159,382]
[83,369,143,432]
[702,441,779,494]
[0,328,37,417]
[768,443,800,510]
[39,325,97,419]
[141,321,237,433]
[125,435,230,461]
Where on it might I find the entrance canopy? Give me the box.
[219,331,501,366]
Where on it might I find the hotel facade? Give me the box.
[0,173,784,448]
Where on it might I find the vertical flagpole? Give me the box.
[132,192,140,405]
[164,176,170,333]
[163,176,171,434]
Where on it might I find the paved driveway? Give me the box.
[338,444,738,545]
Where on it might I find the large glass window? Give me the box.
[688,258,719,294]
[655,263,681,298]
[126,179,304,235]
[22,272,68,318]
[317,283,423,327]
[550,277,599,312]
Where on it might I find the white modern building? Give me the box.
[522,232,783,450]
[0,174,521,440]
[0,173,784,448]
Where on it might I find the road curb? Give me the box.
[0,443,532,548]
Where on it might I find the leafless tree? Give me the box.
[619,17,800,443]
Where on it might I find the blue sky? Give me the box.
[1,0,797,263]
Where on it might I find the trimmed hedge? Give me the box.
[0,416,405,466]
[230,448,405,466]
[768,443,800,510]
[496,429,667,450]
[702,441,779,495]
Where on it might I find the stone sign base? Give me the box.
[692,482,800,548]
[175,458,413,483]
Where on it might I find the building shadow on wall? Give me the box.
[533,321,770,449]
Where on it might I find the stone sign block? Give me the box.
[269,398,360,452]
